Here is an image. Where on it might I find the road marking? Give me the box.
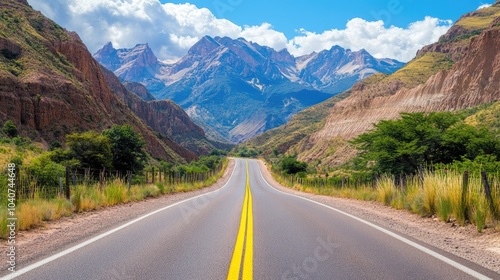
[243,165,254,280]
[255,161,492,280]
[3,160,239,280]
[227,161,253,280]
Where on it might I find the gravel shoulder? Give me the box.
[258,160,500,275]
[2,158,499,276]
[0,159,236,274]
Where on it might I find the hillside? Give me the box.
[0,0,197,162]
[101,66,229,155]
[247,3,500,167]
[465,101,500,133]
[241,91,350,156]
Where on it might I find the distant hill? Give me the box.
[0,0,213,162]
[94,37,404,143]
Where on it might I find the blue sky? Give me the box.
[165,0,492,38]
[28,0,494,62]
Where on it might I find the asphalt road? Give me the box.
[5,158,499,280]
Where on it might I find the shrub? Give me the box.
[66,131,112,169]
[27,153,65,188]
[280,156,308,174]
[102,125,146,172]
[2,120,18,138]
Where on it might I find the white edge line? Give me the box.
[4,160,239,280]
[256,162,492,280]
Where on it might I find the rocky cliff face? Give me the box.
[100,67,219,155]
[123,82,156,101]
[0,0,195,162]
[297,5,500,166]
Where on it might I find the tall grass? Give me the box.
[273,168,499,232]
[0,158,229,239]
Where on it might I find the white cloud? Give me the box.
[28,0,452,62]
[288,17,452,62]
[477,3,493,10]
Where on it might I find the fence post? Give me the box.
[481,171,498,219]
[419,164,424,189]
[84,168,90,185]
[127,171,132,192]
[59,176,63,196]
[461,171,469,222]
[65,166,70,199]
[152,167,155,184]
[100,167,105,189]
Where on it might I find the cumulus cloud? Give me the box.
[28,0,452,62]
[288,17,452,62]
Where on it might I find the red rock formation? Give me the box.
[0,0,195,162]
[299,22,500,165]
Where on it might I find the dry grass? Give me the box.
[274,168,499,232]
[388,52,454,87]
[456,6,500,30]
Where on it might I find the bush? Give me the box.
[280,156,308,174]
[102,125,146,172]
[2,120,18,138]
[27,154,65,188]
[66,131,112,169]
[352,112,500,176]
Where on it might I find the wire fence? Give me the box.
[1,162,224,201]
[273,167,500,222]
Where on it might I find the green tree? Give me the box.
[102,125,147,172]
[280,156,308,174]
[2,120,18,138]
[66,131,112,169]
[27,153,65,187]
[352,112,500,176]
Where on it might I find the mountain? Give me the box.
[94,37,404,143]
[249,3,500,167]
[100,66,229,155]
[0,0,206,163]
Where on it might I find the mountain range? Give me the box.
[244,2,500,167]
[0,0,219,162]
[94,37,404,143]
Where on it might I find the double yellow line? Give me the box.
[227,162,253,280]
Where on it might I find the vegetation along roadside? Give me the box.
[260,110,500,233]
[0,121,228,239]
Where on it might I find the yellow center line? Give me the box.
[227,161,253,280]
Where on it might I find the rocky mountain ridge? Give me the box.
[0,0,212,162]
[95,37,404,142]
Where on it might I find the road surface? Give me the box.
[5,158,498,279]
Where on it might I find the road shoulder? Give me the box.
[257,160,500,275]
[0,159,236,274]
